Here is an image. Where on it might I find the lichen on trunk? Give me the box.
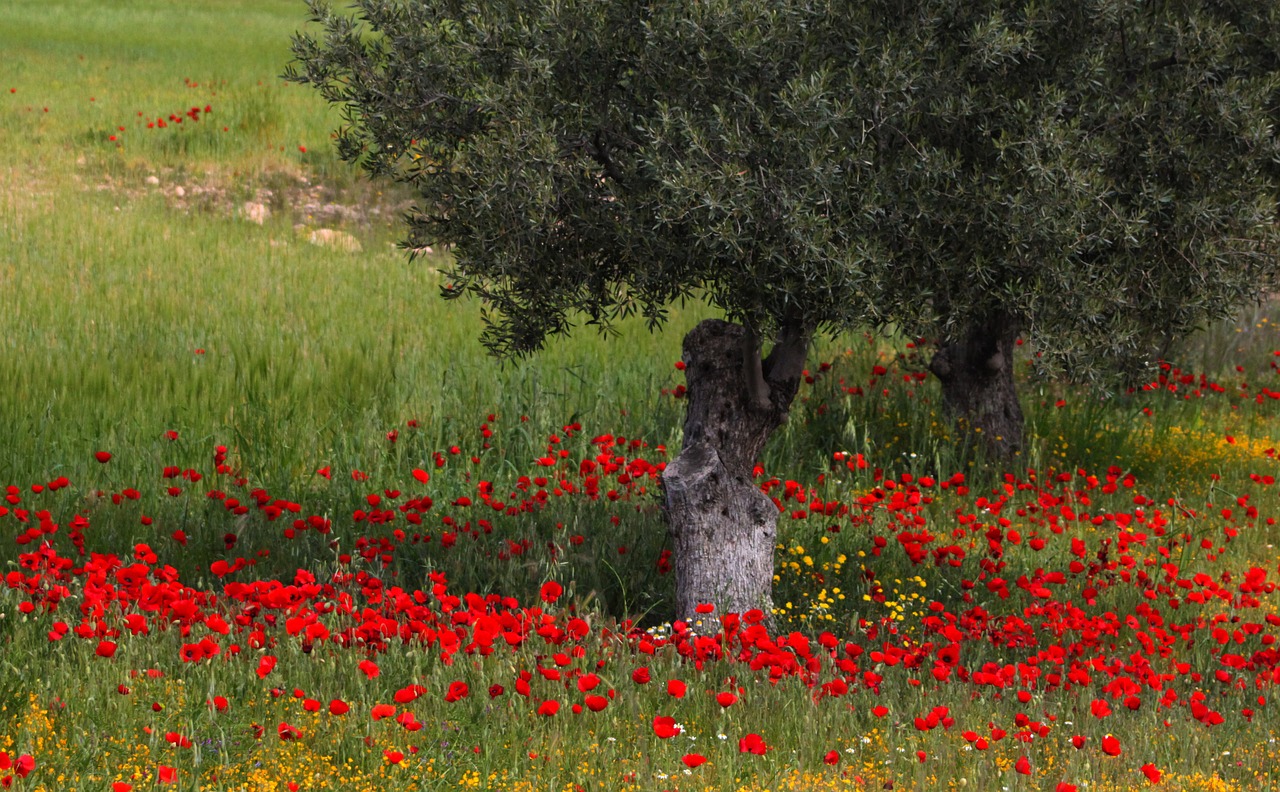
[661,318,807,628]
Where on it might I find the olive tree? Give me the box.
[288,0,1280,621]
[871,3,1280,456]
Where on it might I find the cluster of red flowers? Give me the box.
[3,412,1278,789]
[4,350,1280,787]
[102,102,220,144]
[139,103,211,130]
[0,752,36,788]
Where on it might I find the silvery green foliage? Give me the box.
[289,1,1280,383]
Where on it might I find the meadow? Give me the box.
[5,2,1280,790]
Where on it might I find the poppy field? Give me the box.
[7,2,1280,791]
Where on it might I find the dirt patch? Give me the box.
[0,163,57,222]
[85,162,417,234]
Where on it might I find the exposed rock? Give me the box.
[307,228,362,252]
[242,201,269,225]
[82,164,414,232]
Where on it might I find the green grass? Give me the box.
[0,0,715,492]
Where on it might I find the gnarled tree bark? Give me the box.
[929,312,1024,458]
[662,319,808,629]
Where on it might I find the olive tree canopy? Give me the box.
[289,0,1280,621]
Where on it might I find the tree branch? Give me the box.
[591,130,626,185]
[1146,54,1181,73]
[742,326,771,411]
[762,322,811,385]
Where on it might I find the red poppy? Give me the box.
[584,695,609,712]
[396,711,423,732]
[411,468,430,484]
[871,705,889,718]
[164,731,192,748]
[1015,755,1030,775]
[540,581,563,603]
[1101,735,1121,756]
[738,733,768,755]
[95,451,112,463]
[445,681,469,702]
[157,765,176,784]
[384,750,404,765]
[666,680,687,698]
[96,640,117,658]
[681,753,707,768]
[715,692,738,708]
[112,784,133,792]
[256,656,277,679]
[653,716,682,739]
[329,699,350,715]
[278,722,300,740]
[394,684,427,704]
[1090,699,1111,718]
[371,704,396,720]
[631,667,650,684]
[1056,785,1078,792]
[358,659,380,679]
[537,700,560,717]
[823,750,840,765]
[1071,735,1087,749]
[1141,763,1161,784]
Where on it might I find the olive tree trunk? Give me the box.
[662,319,807,628]
[929,313,1024,458]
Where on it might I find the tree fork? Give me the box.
[662,318,808,628]
[929,313,1024,458]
